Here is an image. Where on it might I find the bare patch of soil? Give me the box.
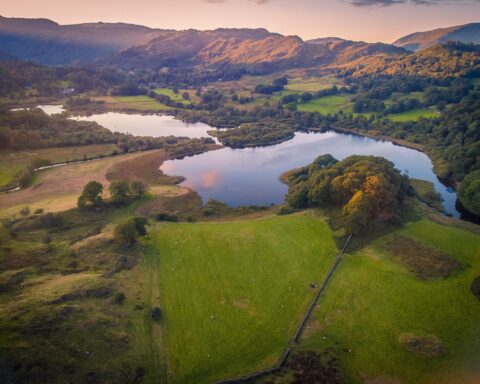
[303,319,324,338]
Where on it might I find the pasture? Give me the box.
[285,76,341,92]
[297,95,353,114]
[153,88,192,104]
[146,213,338,383]
[301,219,480,384]
[95,95,169,111]
[387,107,438,122]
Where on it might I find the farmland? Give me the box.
[146,213,338,383]
[299,219,480,384]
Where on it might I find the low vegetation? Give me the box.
[210,122,294,148]
[385,235,461,280]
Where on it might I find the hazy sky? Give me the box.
[1,0,479,42]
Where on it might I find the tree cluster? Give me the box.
[285,155,410,234]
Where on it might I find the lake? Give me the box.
[11,105,65,115]
[71,112,214,139]
[162,131,460,217]
[31,107,461,217]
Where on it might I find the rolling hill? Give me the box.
[393,22,480,51]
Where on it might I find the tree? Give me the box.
[458,170,480,215]
[77,181,103,209]
[109,181,131,206]
[131,217,149,236]
[113,217,149,247]
[18,167,33,188]
[114,220,137,247]
[131,181,146,198]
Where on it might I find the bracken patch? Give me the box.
[385,235,461,280]
[471,276,480,301]
[399,333,446,357]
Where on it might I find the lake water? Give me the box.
[11,105,65,115]
[161,131,460,217]
[71,112,214,139]
[28,107,461,217]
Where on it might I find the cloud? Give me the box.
[349,0,479,6]
[202,0,271,4]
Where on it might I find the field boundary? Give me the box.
[215,232,352,384]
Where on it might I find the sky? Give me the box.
[1,0,479,42]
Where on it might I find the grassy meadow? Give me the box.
[297,95,353,114]
[153,88,192,105]
[300,219,480,384]
[146,213,338,383]
[387,107,438,122]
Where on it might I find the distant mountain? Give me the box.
[0,49,17,61]
[0,15,408,71]
[0,16,161,64]
[307,39,406,67]
[393,23,480,51]
[116,31,406,71]
[307,37,346,45]
[115,28,308,70]
[334,42,480,78]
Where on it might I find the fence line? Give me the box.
[215,233,353,384]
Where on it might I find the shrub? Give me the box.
[150,307,162,321]
[114,220,137,247]
[18,168,33,188]
[113,217,149,247]
[20,207,30,216]
[131,181,146,198]
[155,213,178,222]
[114,292,126,304]
[42,234,52,245]
[34,208,44,214]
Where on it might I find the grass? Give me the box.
[0,144,118,189]
[410,178,444,212]
[153,88,191,105]
[285,76,341,93]
[297,95,353,114]
[0,150,154,216]
[101,95,169,111]
[146,213,338,383]
[387,107,438,122]
[300,219,480,384]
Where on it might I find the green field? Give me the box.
[387,107,438,122]
[113,95,169,111]
[301,219,480,383]
[285,76,341,93]
[153,88,191,105]
[146,213,338,383]
[297,95,353,114]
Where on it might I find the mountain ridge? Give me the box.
[393,22,480,51]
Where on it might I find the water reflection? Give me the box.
[71,112,214,139]
[162,131,460,216]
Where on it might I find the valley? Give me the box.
[0,11,480,384]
